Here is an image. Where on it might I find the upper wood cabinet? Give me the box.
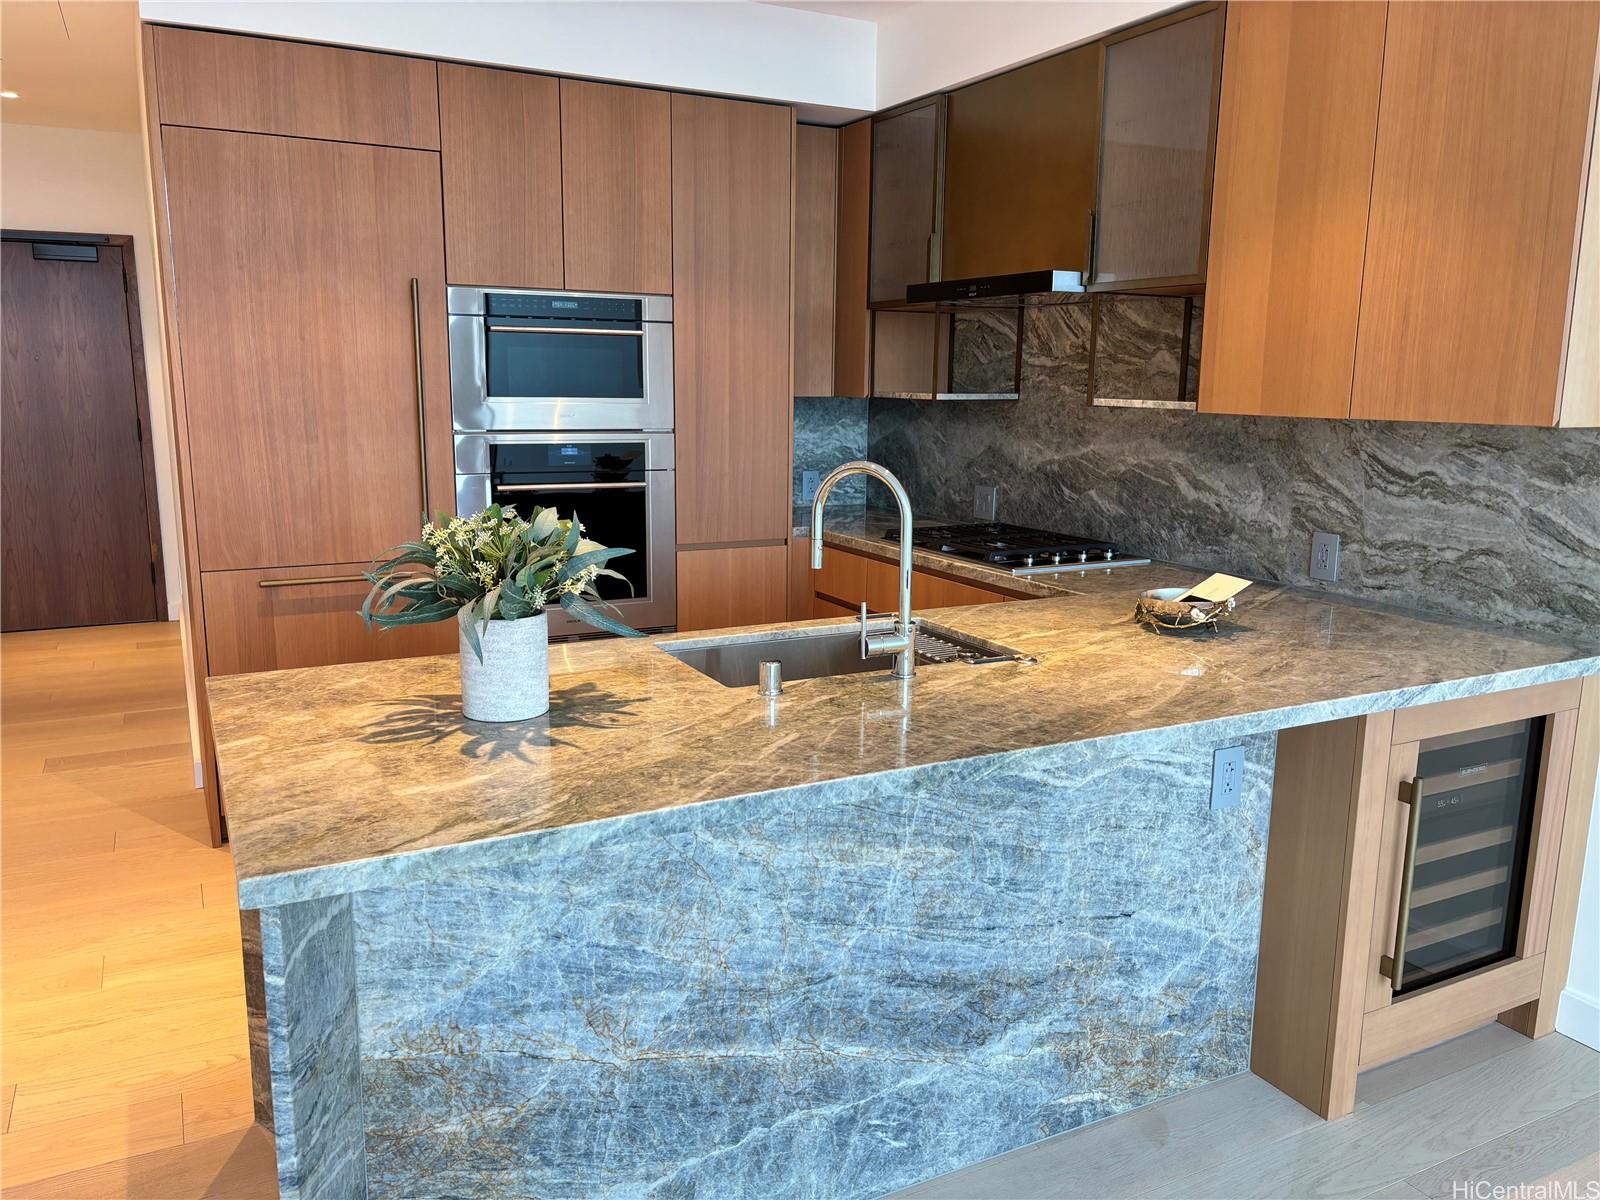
[560,80,673,295]
[1350,1,1600,426]
[161,127,452,572]
[152,26,439,149]
[943,46,1099,282]
[671,94,793,546]
[1091,3,1223,290]
[1199,2,1388,418]
[438,64,563,289]
[795,124,840,398]
[869,98,943,304]
[834,118,874,398]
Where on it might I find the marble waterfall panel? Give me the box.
[870,302,1600,635]
[353,727,1276,1199]
[258,894,368,1200]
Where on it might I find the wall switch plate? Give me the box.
[801,470,821,505]
[1310,531,1341,583]
[974,485,998,521]
[1211,745,1246,810]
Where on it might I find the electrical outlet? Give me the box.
[1310,531,1341,583]
[974,485,998,521]
[1211,745,1246,810]
[801,470,821,505]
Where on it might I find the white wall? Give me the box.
[872,0,1170,109]
[139,0,877,118]
[0,122,184,619]
[1559,775,1600,1049]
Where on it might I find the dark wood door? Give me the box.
[161,127,452,572]
[2,241,161,631]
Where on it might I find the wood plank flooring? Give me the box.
[1,624,258,1192]
[896,1024,1600,1199]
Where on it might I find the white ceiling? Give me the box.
[759,1,916,23]
[0,0,143,132]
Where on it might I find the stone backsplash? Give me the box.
[868,301,1600,635]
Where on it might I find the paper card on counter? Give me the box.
[1176,573,1252,604]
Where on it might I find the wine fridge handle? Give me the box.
[1380,778,1424,992]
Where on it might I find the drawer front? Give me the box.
[202,564,455,677]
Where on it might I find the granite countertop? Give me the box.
[209,536,1600,907]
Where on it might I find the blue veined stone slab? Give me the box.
[353,727,1276,1199]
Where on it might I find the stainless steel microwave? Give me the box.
[448,286,673,432]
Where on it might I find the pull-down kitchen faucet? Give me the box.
[810,461,917,679]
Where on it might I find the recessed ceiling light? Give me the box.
[0,92,19,100]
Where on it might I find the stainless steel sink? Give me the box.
[660,622,1033,689]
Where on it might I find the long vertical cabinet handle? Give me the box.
[1380,779,1424,992]
[410,277,430,521]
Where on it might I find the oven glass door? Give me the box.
[489,441,648,603]
[485,323,645,403]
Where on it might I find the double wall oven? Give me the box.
[449,286,676,635]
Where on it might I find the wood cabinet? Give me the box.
[1254,676,1599,1120]
[1198,2,1387,418]
[152,26,439,149]
[676,545,789,632]
[834,119,873,398]
[161,127,452,572]
[671,93,793,546]
[560,80,673,294]
[201,564,454,676]
[795,125,839,397]
[438,64,563,289]
[943,46,1099,282]
[809,544,1021,615]
[1350,1,1600,425]
[1091,3,1223,291]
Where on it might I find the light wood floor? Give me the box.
[1,623,256,1193]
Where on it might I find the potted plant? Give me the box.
[362,505,640,722]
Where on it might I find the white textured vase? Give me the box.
[459,613,550,722]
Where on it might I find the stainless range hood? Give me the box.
[904,270,1086,308]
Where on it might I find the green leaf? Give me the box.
[531,507,560,541]
[559,592,643,638]
[557,546,634,582]
[457,604,484,661]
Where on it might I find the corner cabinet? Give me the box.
[1254,677,1600,1120]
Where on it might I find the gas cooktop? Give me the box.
[885,522,1152,574]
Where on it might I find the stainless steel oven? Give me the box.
[455,432,676,636]
[449,287,673,432]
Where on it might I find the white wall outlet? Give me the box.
[974,485,998,521]
[801,470,822,504]
[1310,531,1341,583]
[1211,745,1246,810]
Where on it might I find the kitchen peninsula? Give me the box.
[210,549,1600,1200]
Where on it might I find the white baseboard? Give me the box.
[1556,986,1599,1050]
[193,759,205,791]
[168,599,183,621]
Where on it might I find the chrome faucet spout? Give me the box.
[809,460,917,679]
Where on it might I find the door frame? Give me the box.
[2,229,167,620]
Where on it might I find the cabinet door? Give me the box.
[795,125,839,398]
[162,128,452,572]
[153,27,439,149]
[834,119,874,398]
[943,46,1099,281]
[869,98,944,303]
[202,564,455,676]
[676,545,789,631]
[1198,2,1387,418]
[1350,2,1600,425]
[671,94,793,545]
[1092,4,1223,290]
[438,64,563,289]
[913,570,1013,609]
[561,80,673,294]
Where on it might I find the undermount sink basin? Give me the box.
[660,621,1032,689]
